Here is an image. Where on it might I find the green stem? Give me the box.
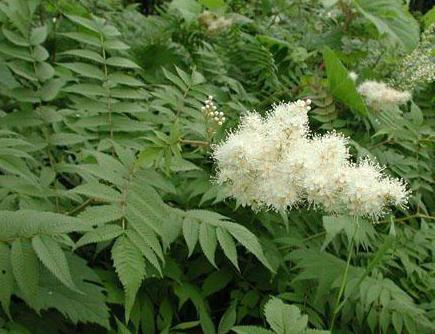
[330,220,358,330]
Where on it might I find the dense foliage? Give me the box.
[0,0,434,333]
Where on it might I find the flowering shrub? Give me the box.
[0,0,433,334]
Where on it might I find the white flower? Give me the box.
[349,71,358,82]
[213,99,409,218]
[357,80,411,107]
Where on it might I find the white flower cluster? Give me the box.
[198,11,232,33]
[202,96,225,125]
[213,100,409,218]
[357,80,411,107]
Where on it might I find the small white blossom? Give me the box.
[349,71,358,82]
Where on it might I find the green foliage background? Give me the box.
[0,0,433,333]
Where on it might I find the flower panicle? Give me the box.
[212,99,409,219]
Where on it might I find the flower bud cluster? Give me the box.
[213,100,409,218]
[202,96,225,126]
[391,24,435,91]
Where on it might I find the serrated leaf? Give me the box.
[216,227,239,270]
[106,57,140,69]
[0,243,13,317]
[63,83,106,96]
[78,205,123,226]
[226,223,274,272]
[199,223,217,267]
[112,235,146,321]
[59,62,104,80]
[104,39,129,50]
[66,15,100,33]
[71,182,122,202]
[182,217,199,257]
[75,224,124,248]
[59,49,105,63]
[32,235,79,292]
[60,32,101,47]
[264,297,308,334]
[11,239,39,300]
[29,253,110,328]
[0,210,91,240]
[126,229,162,276]
[49,133,89,146]
[108,72,145,87]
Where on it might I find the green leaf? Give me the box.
[226,223,274,272]
[0,42,33,61]
[35,61,54,81]
[423,6,435,27]
[71,182,122,202]
[112,235,146,322]
[126,229,162,276]
[106,57,140,69]
[40,78,63,101]
[29,253,110,328]
[30,25,47,45]
[264,297,308,334]
[58,62,104,80]
[198,0,226,9]
[0,243,13,317]
[32,45,49,61]
[321,215,348,250]
[218,303,237,334]
[323,47,367,116]
[0,210,91,240]
[108,72,145,87]
[202,270,232,297]
[6,60,37,81]
[60,32,101,47]
[75,224,124,248]
[78,205,124,226]
[2,27,29,46]
[216,227,239,270]
[65,15,100,33]
[182,217,199,257]
[32,235,79,292]
[232,326,274,334]
[11,239,39,300]
[199,223,217,267]
[169,0,202,24]
[116,317,132,334]
[104,39,129,50]
[49,133,89,146]
[59,49,105,63]
[352,0,419,52]
[63,83,106,96]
